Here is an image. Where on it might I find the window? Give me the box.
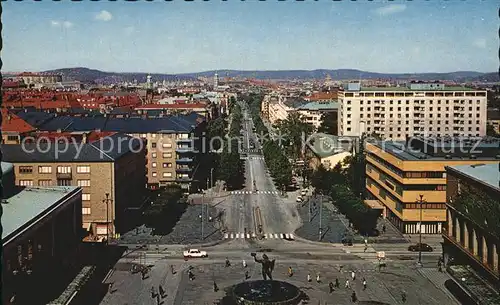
[162,143,172,148]
[38,180,52,186]
[77,180,91,187]
[19,166,33,174]
[152,172,157,177]
[152,153,157,158]
[57,166,71,173]
[82,194,91,201]
[163,162,173,168]
[19,180,34,186]
[151,142,157,148]
[82,207,91,215]
[38,166,52,174]
[57,179,72,186]
[77,166,90,173]
[163,172,172,177]
[163,152,173,158]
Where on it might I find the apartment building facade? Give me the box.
[2,134,147,240]
[338,82,488,140]
[365,137,500,235]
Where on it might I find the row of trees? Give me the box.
[244,94,294,192]
[311,134,379,235]
[217,102,244,190]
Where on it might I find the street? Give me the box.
[97,104,457,305]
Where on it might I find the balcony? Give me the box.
[175,176,193,182]
[176,167,193,173]
[176,157,194,163]
[56,172,72,179]
[176,145,194,153]
[176,138,192,144]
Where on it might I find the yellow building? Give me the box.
[365,136,500,234]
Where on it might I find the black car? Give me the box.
[341,237,353,246]
[408,243,433,252]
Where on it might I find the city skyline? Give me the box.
[2,1,497,74]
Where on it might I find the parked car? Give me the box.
[296,196,303,203]
[342,237,353,246]
[408,243,433,252]
[301,190,307,196]
[183,249,208,258]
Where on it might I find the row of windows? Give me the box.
[367,153,446,179]
[151,172,173,178]
[141,133,189,139]
[151,162,173,168]
[151,152,174,158]
[19,179,91,187]
[19,165,91,174]
[345,98,484,104]
[151,143,173,149]
[343,91,485,97]
[367,177,446,211]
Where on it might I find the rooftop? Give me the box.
[1,109,35,133]
[307,133,353,158]
[2,133,142,163]
[446,163,500,192]
[346,86,480,92]
[368,136,500,161]
[2,186,80,244]
[297,101,339,111]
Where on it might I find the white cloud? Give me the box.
[374,4,407,16]
[473,38,486,49]
[95,10,113,22]
[50,20,73,28]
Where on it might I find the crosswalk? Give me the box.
[223,232,295,240]
[342,244,391,263]
[230,190,279,195]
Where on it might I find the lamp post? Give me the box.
[319,193,323,241]
[104,193,111,245]
[416,194,425,266]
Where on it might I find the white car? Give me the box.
[183,249,208,258]
[296,196,303,203]
[301,190,307,196]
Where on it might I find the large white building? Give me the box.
[338,82,488,140]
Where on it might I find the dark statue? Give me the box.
[251,253,275,280]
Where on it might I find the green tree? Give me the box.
[486,124,499,137]
[274,112,313,160]
[317,112,338,135]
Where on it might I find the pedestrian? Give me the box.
[243,259,247,268]
[170,264,175,274]
[225,257,231,267]
[335,278,340,288]
[438,259,442,272]
[362,278,367,290]
[345,279,350,288]
[141,268,147,280]
[382,224,386,234]
[108,282,114,294]
[401,291,407,303]
[316,273,321,283]
[351,271,356,281]
[188,270,194,281]
[307,273,312,282]
[151,286,156,299]
[288,266,293,277]
[364,244,368,252]
[351,291,358,303]
[329,281,334,293]
[213,281,219,292]
[156,293,161,305]
[245,270,249,279]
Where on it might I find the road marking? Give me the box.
[224,233,295,240]
[230,190,279,195]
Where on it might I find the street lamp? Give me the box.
[416,194,425,266]
[318,193,323,241]
[103,193,111,245]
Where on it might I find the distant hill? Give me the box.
[44,67,498,83]
[43,67,194,84]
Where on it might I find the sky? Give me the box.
[1,1,498,74]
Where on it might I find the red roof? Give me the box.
[136,103,208,110]
[1,109,35,133]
